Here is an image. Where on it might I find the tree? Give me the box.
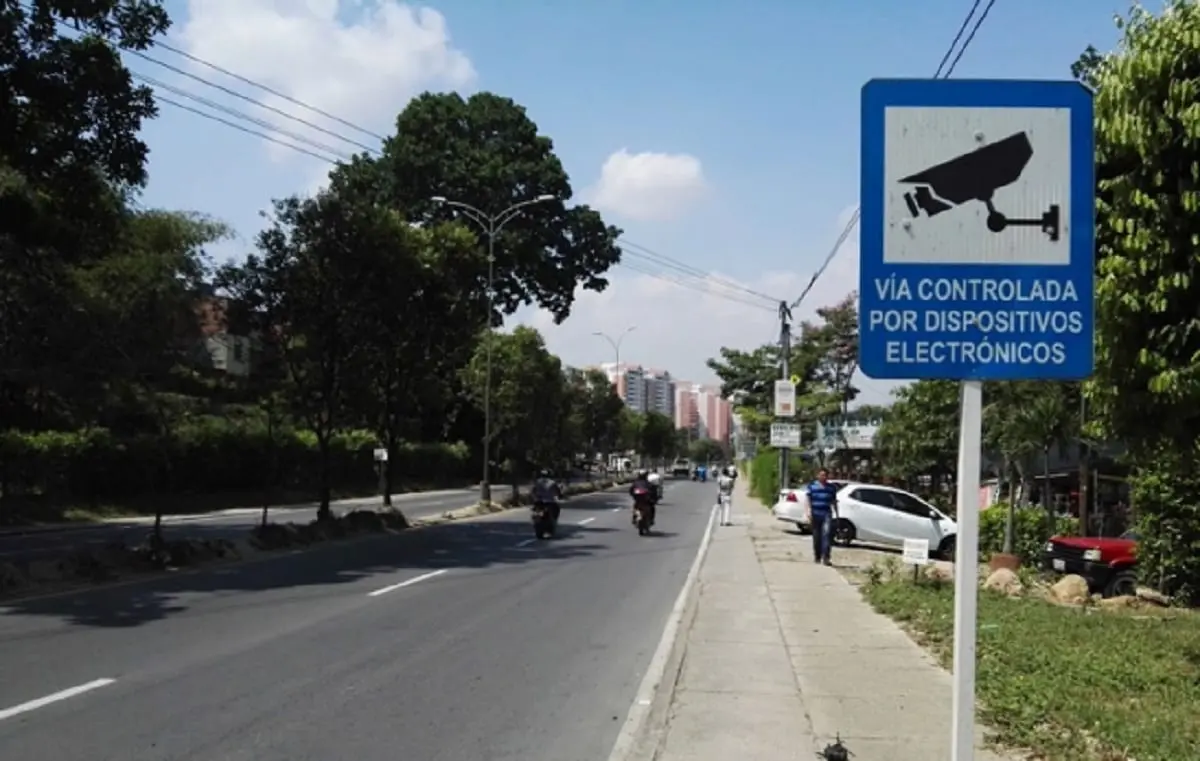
[804,294,860,415]
[689,438,725,465]
[1,0,172,460]
[345,218,486,506]
[639,411,676,463]
[1081,2,1200,601]
[567,368,625,464]
[328,91,623,323]
[220,192,385,520]
[874,380,958,490]
[982,382,1040,554]
[76,210,224,540]
[460,327,565,496]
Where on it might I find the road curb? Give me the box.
[605,502,718,761]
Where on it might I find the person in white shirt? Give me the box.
[647,469,662,499]
[716,466,735,526]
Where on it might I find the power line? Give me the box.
[787,0,1000,316]
[943,0,997,78]
[934,0,981,78]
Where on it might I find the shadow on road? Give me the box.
[0,514,630,630]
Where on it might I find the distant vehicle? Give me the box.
[773,481,956,560]
[1042,529,1139,598]
[670,458,691,478]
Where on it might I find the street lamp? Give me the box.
[430,194,556,504]
[593,325,637,368]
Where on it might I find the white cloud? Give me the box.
[584,149,708,222]
[510,205,901,405]
[174,1,476,164]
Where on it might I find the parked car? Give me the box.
[670,458,691,478]
[774,481,957,560]
[1041,529,1139,598]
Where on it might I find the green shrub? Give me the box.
[978,505,1079,564]
[0,422,475,503]
[747,448,812,506]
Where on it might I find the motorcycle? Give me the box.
[531,500,558,540]
[631,487,655,536]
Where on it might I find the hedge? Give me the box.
[748,447,814,506]
[0,423,475,503]
[978,505,1079,564]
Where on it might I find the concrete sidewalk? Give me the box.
[648,480,1018,761]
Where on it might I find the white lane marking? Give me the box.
[367,569,446,597]
[610,507,621,512]
[516,538,536,548]
[578,517,595,525]
[0,679,116,722]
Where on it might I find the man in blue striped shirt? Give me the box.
[807,468,839,566]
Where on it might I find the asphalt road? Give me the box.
[0,484,536,560]
[0,479,716,761]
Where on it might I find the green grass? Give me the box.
[862,575,1200,761]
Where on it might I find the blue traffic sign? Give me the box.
[858,79,1095,381]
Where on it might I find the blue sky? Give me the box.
[133,0,1123,403]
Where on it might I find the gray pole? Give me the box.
[778,300,793,491]
[481,222,496,504]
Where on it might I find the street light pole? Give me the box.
[592,326,637,369]
[431,194,556,504]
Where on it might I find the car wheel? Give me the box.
[1103,569,1138,598]
[938,536,956,562]
[832,519,856,546]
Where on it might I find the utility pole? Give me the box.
[778,300,793,491]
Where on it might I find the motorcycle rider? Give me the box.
[531,468,563,523]
[628,468,656,526]
[646,468,663,500]
[716,466,736,525]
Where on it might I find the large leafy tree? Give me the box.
[220,192,393,519]
[329,91,623,323]
[567,368,626,462]
[639,411,677,462]
[1081,2,1200,601]
[1,0,171,437]
[344,219,487,505]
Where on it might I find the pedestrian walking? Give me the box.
[806,468,838,565]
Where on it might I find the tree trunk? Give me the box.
[1003,457,1016,554]
[316,431,332,521]
[1042,446,1054,537]
[261,405,277,529]
[382,432,395,508]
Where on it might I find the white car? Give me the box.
[773,481,958,560]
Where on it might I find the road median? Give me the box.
[0,476,630,602]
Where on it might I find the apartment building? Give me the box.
[193,293,253,377]
[674,383,732,445]
[600,363,677,417]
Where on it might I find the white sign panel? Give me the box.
[883,107,1071,266]
[773,380,796,418]
[769,423,801,448]
[816,420,880,451]
[902,538,931,565]
[373,448,388,462]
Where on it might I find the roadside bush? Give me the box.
[0,422,475,505]
[748,448,812,506]
[978,505,1079,564]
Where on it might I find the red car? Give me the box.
[1041,529,1139,597]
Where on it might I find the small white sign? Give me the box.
[773,380,796,418]
[769,423,801,448]
[902,537,931,565]
[373,448,388,462]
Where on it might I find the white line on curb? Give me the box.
[516,538,536,548]
[367,569,446,597]
[0,679,116,722]
[578,517,595,526]
[604,503,718,761]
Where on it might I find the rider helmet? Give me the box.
[537,468,551,479]
[636,469,650,480]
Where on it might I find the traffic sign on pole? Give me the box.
[858,79,1095,382]
[773,380,796,418]
[769,423,801,448]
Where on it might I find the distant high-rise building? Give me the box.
[674,383,732,446]
[599,363,675,417]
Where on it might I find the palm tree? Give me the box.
[1008,383,1076,537]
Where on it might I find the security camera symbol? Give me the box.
[898,131,1060,242]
